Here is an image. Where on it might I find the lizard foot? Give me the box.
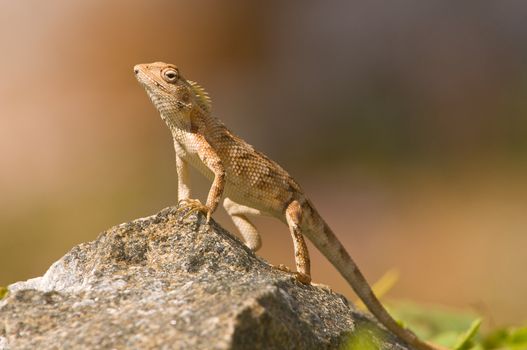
[177,199,212,222]
[271,264,312,284]
[293,272,312,284]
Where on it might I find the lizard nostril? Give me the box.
[134,68,139,74]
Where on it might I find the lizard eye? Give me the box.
[162,68,178,83]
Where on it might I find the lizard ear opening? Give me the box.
[188,80,212,113]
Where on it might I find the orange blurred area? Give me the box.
[1,1,527,325]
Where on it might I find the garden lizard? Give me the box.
[134,62,435,350]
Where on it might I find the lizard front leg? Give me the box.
[175,154,205,219]
[197,134,225,219]
[179,133,225,222]
[175,154,191,201]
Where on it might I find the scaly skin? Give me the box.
[134,62,436,350]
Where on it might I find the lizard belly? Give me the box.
[181,155,285,217]
[178,151,288,217]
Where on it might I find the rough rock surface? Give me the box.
[0,207,408,350]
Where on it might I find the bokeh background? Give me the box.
[1,1,526,326]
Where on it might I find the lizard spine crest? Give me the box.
[188,80,212,112]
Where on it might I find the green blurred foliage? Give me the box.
[483,327,527,350]
[0,286,7,300]
[341,323,386,350]
[389,302,527,350]
[452,319,481,350]
[341,300,527,349]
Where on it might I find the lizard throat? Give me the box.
[153,99,190,131]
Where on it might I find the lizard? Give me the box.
[134,61,435,350]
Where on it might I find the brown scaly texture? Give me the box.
[134,62,436,350]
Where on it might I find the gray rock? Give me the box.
[0,207,408,350]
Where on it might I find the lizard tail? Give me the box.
[301,201,434,350]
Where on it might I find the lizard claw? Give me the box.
[293,272,312,284]
[177,199,212,222]
[271,264,312,284]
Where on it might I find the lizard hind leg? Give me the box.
[223,197,262,251]
[284,200,312,284]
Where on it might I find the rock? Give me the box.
[0,207,408,350]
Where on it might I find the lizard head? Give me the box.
[134,62,211,126]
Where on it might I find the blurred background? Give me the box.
[1,1,526,326]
